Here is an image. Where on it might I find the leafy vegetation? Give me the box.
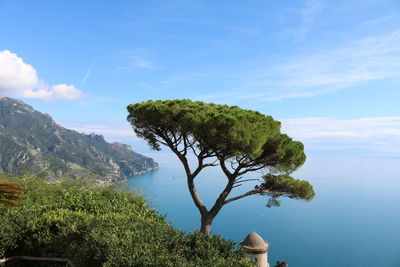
[0,176,255,267]
[127,99,314,234]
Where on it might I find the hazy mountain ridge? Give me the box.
[0,97,158,183]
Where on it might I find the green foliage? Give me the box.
[258,174,315,207]
[127,99,281,158]
[127,99,306,172]
[0,177,255,267]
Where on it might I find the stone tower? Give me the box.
[240,232,270,267]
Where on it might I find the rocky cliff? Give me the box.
[0,97,158,183]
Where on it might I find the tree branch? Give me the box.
[165,138,209,217]
[233,178,261,184]
[209,179,235,217]
[191,155,204,178]
[219,157,233,178]
[187,176,208,217]
[191,155,218,179]
[223,189,271,205]
[237,164,266,176]
[155,138,168,146]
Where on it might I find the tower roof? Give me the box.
[240,232,268,253]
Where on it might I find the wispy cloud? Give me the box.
[61,121,139,141]
[165,17,263,35]
[132,59,156,69]
[201,29,400,103]
[294,0,323,40]
[119,49,157,70]
[281,116,400,154]
[59,121,147,150]
[363,15,396,26]
[81,58,96,89]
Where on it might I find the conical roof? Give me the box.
[240,232,268,253]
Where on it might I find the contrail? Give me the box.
[81,58,96,89]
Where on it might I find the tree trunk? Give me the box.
[174,151,233,235]
[200,214,214,235]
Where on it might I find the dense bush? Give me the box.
[0,177,255,267]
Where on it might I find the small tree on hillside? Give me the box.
[127,100,315,235]
[0,179,22,207]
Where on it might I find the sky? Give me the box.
[0,0,399,156]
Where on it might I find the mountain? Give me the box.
[0,97,158,183]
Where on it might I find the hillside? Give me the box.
[0,97,157,183]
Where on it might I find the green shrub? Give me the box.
[0,177,255,267]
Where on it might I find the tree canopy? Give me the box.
[127,99,315,234]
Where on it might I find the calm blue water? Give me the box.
[127,152,400,267]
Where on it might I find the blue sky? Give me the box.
[0,0,399,155]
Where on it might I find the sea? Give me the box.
[126,152,400,267]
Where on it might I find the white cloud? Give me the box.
[0,50,39,95]
[23,84,86,100]
[280,116,400,154]
[0,50,86,100]
[51,84,85,99]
